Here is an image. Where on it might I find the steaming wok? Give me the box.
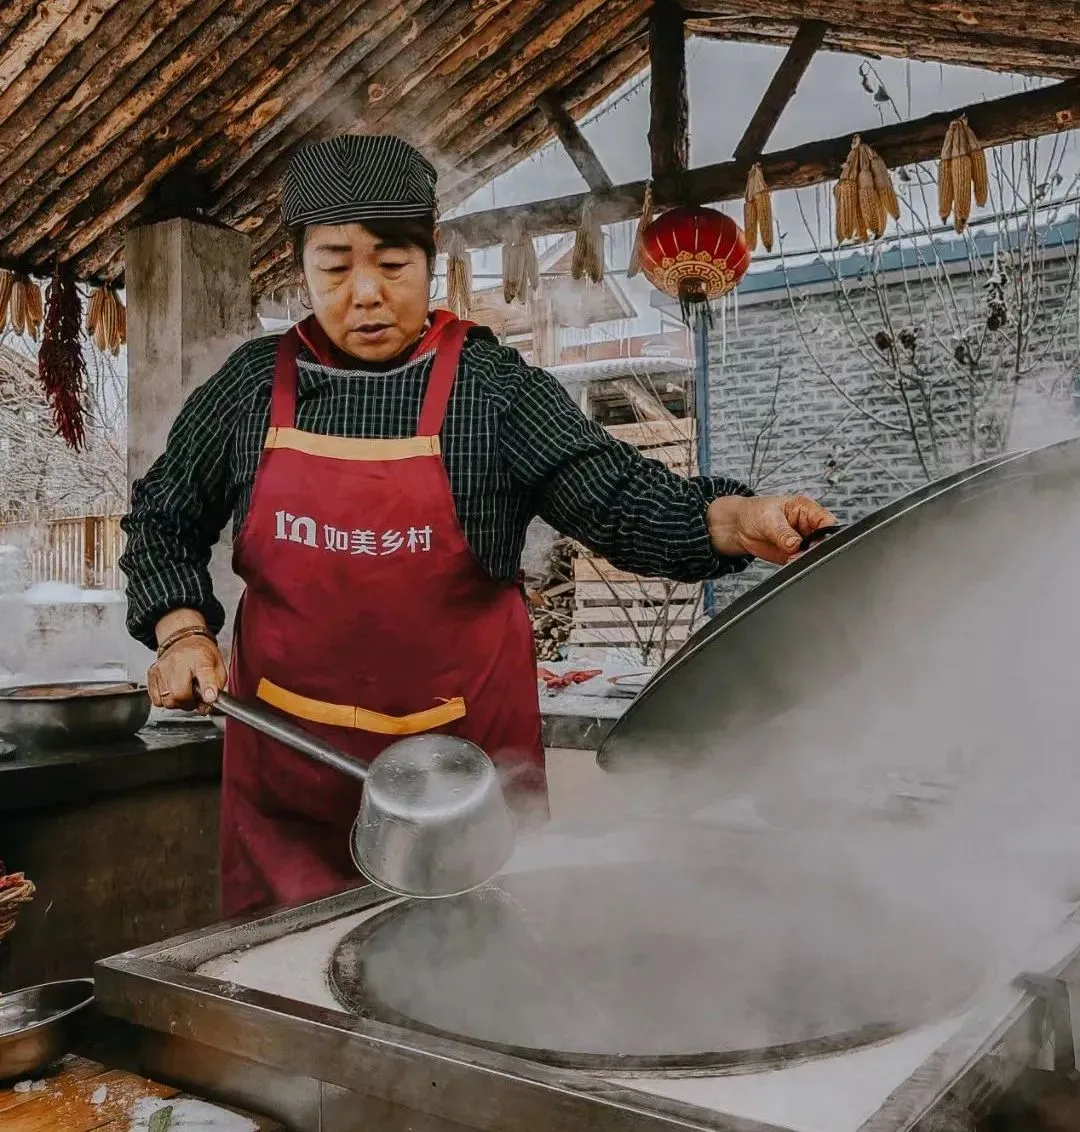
[329,839,989,1073]
[0,681,151,747]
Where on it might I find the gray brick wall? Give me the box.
[705,246,1080,608]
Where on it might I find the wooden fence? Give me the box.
[0,515,124,590]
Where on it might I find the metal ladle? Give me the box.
[213,692,516,900]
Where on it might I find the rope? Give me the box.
[0,866,35,941]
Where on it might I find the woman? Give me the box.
[120,134,835,918]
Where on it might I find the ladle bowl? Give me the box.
[213,693,515,899]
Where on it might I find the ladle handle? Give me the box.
[213,691,368,783]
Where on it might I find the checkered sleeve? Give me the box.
[499,360,754,582]
[118,350,250,649]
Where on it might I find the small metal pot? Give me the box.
[0,978,94,1082]
[0,682,151,748]
[351,734,517,900]
[213,693,517,900]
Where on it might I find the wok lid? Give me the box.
[597,442,1077,809]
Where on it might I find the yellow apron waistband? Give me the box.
[256,677,466,736]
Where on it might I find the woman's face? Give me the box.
[302,223,430,362]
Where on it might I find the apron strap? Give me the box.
[269,327,303,429]
[416,319,472,438]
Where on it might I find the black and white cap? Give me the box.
[281,134,438,228]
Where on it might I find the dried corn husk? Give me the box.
[571,197,604,284]
[8,273,42,340]
[626,182,653,279]
[444,230,472,319]
[502,218,538,305]
[938,116,989,233]
[0,271,13,332]
[743,164,774,253]
[87,285,127,355]
[834,136,898,244]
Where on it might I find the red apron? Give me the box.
[221,317,547,919]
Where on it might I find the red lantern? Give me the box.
[638,205,751,323]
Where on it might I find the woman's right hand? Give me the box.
[148,633,228,715]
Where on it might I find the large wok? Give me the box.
[0,681,151,748]
[597,448,1031,773]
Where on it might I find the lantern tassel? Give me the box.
[39,265,88,450]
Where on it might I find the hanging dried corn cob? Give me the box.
[627,183,653,279]
[743,164,774,253]
[8,273,42,340]
[834,136,900,244]
[87,285,127,355]
[0,271,13,332]
[502,218,539,305]
[571,197,604,284]
[443,230,472,320]
[39,266,88,450]
[938,116,989,234]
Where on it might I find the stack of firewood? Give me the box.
[527,537,575,661]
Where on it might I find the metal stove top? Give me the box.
[94,878,1080,1132]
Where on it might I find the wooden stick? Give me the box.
[0,0,281,249]
[0,0,223,230]
[538,93,614,191]
[438,0,648,154]
[437,35,649,205]
[0,1,40,56]
[732,19,828,164]
[437,74,1080,249]
[186,0,458,236]
[0,0,83,88]
[13,0,374,264]
[217,0,637,238]
[683,14,1077,76]
[648,0,689,181]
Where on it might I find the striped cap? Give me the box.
[281,135,438,228]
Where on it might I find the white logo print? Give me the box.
[274,511,434,556]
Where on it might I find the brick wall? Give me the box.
[704,237,1080,608]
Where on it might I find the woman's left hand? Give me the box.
[707,494,838,565]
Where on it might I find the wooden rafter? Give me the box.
[648,0,689,181]
[732,20,828,165]
[439,75,1080,249]
[538,94,613,191]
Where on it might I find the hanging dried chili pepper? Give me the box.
[38,265,88,450]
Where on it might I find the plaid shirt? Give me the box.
[119,328,751,649]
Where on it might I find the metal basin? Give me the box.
[0,978,94,1081]
[0,682,151,748]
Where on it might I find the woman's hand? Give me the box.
[149,611,228,715]
[707,494,838,566]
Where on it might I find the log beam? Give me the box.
[732,19,828,165]
[648,0,689,181]
[438,75,1080,249]
[537,93,613,191]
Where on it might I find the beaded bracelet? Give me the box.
[156,624,217,659]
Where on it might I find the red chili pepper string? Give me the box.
[38,265,88,451]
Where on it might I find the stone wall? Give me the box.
[704,239,1080,609]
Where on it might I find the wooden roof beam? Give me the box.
[439,74,1080,249]
[732,19,828,165]
[537,93,613,191]
[648,0,689,181]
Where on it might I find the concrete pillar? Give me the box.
[125,219,253,680]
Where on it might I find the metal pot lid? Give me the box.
[596,446,1038,776]
[328,858,986,1072]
